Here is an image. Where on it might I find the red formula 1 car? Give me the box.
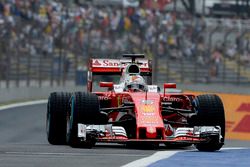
[46,54,225,151]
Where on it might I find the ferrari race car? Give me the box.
[46,54,225,151]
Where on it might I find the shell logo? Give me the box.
[140,105,155,113]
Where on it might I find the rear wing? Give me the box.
[90,58,152,74]
[88,58,152,92]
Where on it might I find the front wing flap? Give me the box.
[77,124,222,144]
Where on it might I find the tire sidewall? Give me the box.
[192,94,225,151]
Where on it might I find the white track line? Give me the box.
[221,147,247,150]
[121,150,180,167]
[0,100,47,111]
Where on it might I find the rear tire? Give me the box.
[46,92,71,145]
[67,92,104,148]
[190,94,225,151]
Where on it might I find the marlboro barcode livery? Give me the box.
[46,54,225,151]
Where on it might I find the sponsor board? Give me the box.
[186,91,250,140]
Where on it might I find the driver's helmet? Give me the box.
[124,75,147,92]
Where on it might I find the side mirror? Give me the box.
[99,82,114,89]
[163,83,176,95]
[164,83,176,89]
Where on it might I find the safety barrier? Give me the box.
[0,84,86,104]
[187,91,250,141]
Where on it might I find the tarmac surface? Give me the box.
[0,103,250,167]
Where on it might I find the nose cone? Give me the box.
[129,92,165,139]
[146,127,157,138]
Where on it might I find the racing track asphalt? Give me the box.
[0,103,250,167]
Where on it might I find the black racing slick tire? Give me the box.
[46,92,71,145]
[191,94,225,151]
[66,92,103,148]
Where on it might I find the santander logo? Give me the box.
[92,60,102,66]
[92,59,149,68]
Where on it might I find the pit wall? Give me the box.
[0,86,86,104]
[186,91,250,141]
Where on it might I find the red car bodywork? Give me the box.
[86,57,212,144]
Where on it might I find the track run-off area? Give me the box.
[0,101,250,167]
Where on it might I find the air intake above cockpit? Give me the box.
[127,64,140,74]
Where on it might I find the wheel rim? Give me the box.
[67,96,74,142]
[46,113,50,134]
[66,111,70,142]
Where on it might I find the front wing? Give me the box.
[77,124,222,144]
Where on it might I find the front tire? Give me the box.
[66,92,102,148]
[46,92,71,145]
[191,94,225,151]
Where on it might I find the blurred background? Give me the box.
[1,0,250,88]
